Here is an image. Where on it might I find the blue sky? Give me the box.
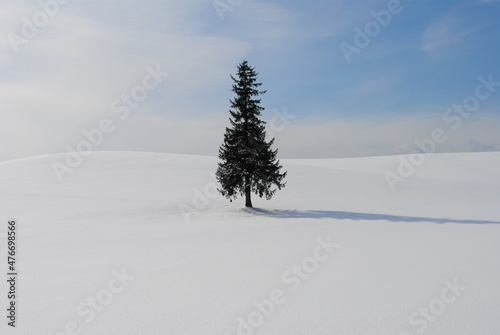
[1,0,499,160]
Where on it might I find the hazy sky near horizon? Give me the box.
[1,0,499,161]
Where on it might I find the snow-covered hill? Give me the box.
[0,151,499,335]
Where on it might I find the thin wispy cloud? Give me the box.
[421,14,480,55]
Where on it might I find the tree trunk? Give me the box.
[245,184,253,207]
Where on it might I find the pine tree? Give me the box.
[216,61,287,208]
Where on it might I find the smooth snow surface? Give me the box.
[0,151,499,335]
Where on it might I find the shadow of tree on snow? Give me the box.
[244,208,500,225]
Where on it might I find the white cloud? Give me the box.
[0,1,251,161]
[72,111,500,160]
[421,13,480,55]
[273,113,500,158]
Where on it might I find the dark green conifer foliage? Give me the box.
[216,61,287,208]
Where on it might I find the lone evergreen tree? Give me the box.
[216,61,287,208]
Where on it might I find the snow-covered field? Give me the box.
[0,151,499,335]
